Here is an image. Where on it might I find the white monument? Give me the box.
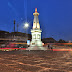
[27,8,47,50]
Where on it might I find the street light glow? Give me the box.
[24,22,29,28]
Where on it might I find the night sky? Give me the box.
[0,0,72,41]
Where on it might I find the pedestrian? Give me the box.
[48,45,50,49]
[50,44,53,50]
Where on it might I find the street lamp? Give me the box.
[24,22,29,29]
[24,22,29,42]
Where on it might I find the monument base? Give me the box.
[26,46,47,50]
[30,40,43,47]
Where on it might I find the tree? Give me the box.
[58,39,66,43]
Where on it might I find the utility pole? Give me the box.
[13,20,16,41]
[14,20,15,32]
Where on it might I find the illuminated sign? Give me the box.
[27,40,30,45]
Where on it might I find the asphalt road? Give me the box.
[0,50,72,72]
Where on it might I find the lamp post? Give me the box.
[24,22,29,42]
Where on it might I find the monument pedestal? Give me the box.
[27,38,47,50]
[26,46,47,50]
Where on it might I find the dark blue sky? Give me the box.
[0,0,72,41]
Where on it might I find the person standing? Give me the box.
[48,44,50,49]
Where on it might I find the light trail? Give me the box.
[50,49,72,51]
[0,48,72,51]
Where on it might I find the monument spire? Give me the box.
[35,8,37,12]
[33,8,40,29]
